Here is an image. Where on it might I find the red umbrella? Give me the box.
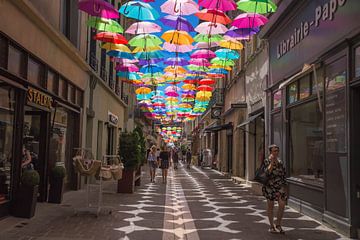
[195,9,232,25]
[197,85,213,91]
[94,32,128,44]
[183,79,198,84]
[199,78,216,85]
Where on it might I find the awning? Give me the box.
[278,64,312,90]
[237,112,263,128]
[204,123,232,133]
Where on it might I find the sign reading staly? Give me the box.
[277,0,347,59]
[27,87,53,109]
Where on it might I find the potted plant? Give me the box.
[134,126,146,166]
[12,169,40,218]
[48,165,66,204]
[117,131,141,193]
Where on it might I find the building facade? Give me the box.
[261,0,360,237]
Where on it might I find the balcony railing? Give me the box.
[89,52,98,72]
[100,66,108,81]
[109,74,115,90]
[121,95,129,104]
[208,88,225,109]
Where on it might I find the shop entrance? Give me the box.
[23,106,50,202]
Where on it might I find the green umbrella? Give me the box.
[194,34,224,43]
[237,0,277,14]
[187,65,209,71]
[142,72,163,78]
[87,17,124,33]
[128,34,162,47]
[211,57,235,67]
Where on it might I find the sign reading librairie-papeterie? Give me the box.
[277,0,347,59]
[27,87,53,109]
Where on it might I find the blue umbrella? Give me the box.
[140,64,164,74]
[210,69,228,74]
[119,1,159,20]
[117,72,140,80]
[164,57,189,66]
[107,50,135,59]
[215,49,240,60]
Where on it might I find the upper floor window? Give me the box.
[354,46,360,79]
[272,90,282,109]
[28,57,45,87]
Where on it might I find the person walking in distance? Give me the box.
[263,144,288,234]
[147,145,157,183]
[186,148,192,169]
[159,146,170,183]
[172,149,179,170]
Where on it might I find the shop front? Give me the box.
[0,33,83,218]
[261,0,360,237]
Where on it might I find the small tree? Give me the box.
[134,126,146,165]
[118,132,141,170]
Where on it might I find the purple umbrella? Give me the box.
[225,26,260,38]
[160,15,195,32]
[194,42,219,49]
[138,58,164,65]
[189,58,211,67]
[78,0,119,19]
[164,57,189,66]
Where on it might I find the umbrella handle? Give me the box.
[174,1,180,13]
[123,3,130,15]
[94,3,101,14]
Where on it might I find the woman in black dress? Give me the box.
[262,144,287,234]
[159,146,170,183]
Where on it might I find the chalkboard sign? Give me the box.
[325,85,346,153]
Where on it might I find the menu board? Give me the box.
[325,87,346,153]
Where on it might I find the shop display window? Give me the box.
[355,46,360,78]
[287,82,298,104]
[299,75,311,100]
[289,101,324,186]
[271,113,282,151]
[272,90,282,109]
[0,85,15,204]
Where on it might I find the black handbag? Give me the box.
[255,163,269,185]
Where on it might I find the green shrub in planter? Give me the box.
[21,170,40,187]
[52,166,66,179]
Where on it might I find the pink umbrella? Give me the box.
[112,58,139,64]
[78,0,119,19]
[165,91,179,97]
[195,22,228,35]
[163,42,194,53]
[125,22,162,34]
[194,42,219,49]
[198,0,236,12]
[115,64,139,72]
[161,0,199,16]
[232,13,268,29]
[165,86,181,92]
[189,58,211,66]
[142,0,155,2]
[191,50,216,59]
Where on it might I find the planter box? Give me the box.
[48,177,64,204]
[12,185,38,218]
[117,167,141,193]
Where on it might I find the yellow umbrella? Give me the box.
[182,84,196,90]
[161,30,194,45]
[135,87,152,95]
[166,97,178,102]
[219,39,244,50]
[101,43,131,52]
[131,80,143,85]
[132,46,163,53]
[209,64,232,71]
[164,66,187,74]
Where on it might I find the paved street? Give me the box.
[0,164,347,240]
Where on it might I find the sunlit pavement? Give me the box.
[0,163,348,240]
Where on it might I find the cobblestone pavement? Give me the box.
[0,164,349,240]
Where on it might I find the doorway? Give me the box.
[23,106,50,202]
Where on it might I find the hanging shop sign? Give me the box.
[27,87,53,110]
[108,111,119,126]
[269,0,360,84]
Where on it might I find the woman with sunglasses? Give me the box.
[263,144,288,234]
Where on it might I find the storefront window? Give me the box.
[0,85,15,203]
[50,108,68,165]
[299,75,311,100]
[271,113,282,150]
[287,82,298,104]
[289,101,323,186]
[272,90,282,109]
[355,46,360,78]
[255,115,265,171]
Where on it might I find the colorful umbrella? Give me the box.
[195,9,232,25]
[79,0,119,19]
[194,42,219,49]
[194,34,223,43]
[164,57,189,66]
[160,0,199,16]
[119,1,159,20]
[87,17,124,33]
[219,38,244,50]
[140,64,164,74]
[115,64,139,72]
[232,13,268,29]
[160,15,194,32]
[101,43,130,51]
[225,26,259,39]
[164,66,187,74]
[198,0,237,11]
[189,58,211,66]
[117,72,141,80]
[135,87,152,95]
[125,22,162,34]
[191,50,216,59]
[129,34,162,47]
[215,49,240,59]
[132,46,163,53]
[237,0,277,14]
[162,30,194,45]
[199,78,216,85]
[94,32,128,44]
[197,85,213,91]
[195,22,228,35]
[107,50,135,59]
[163,43,194,52]
[182,84,196,90]
[135,51,164,59]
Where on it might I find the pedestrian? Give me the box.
[159,146,170,183]
[172,149,179,170]
[186,148,192,169]
[147,145,157,183]
[262,144,287,234]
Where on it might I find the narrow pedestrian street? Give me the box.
[1,164,345,240]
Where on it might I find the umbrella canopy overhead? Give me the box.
[94,32,128,44]
[160,15,195,32]
[161,0,199,16]
[125,22,162,34]
[195,22,228,35]
[237,0,277,14]
[79,0,119,19]
[162,30,194,45]
[232,13,268,29]
[198,0,237,11]
[195,9,232,25]
[87,17,124,33]
[129,34,162,47]
[119,1,159,20]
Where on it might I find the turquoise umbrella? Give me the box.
[117,72,140,80]
[119,1,159,20]
[107,50,135,59]
[135,51,164,60]
[215,49,240,60]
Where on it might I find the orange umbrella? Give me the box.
[195,9,232,25]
